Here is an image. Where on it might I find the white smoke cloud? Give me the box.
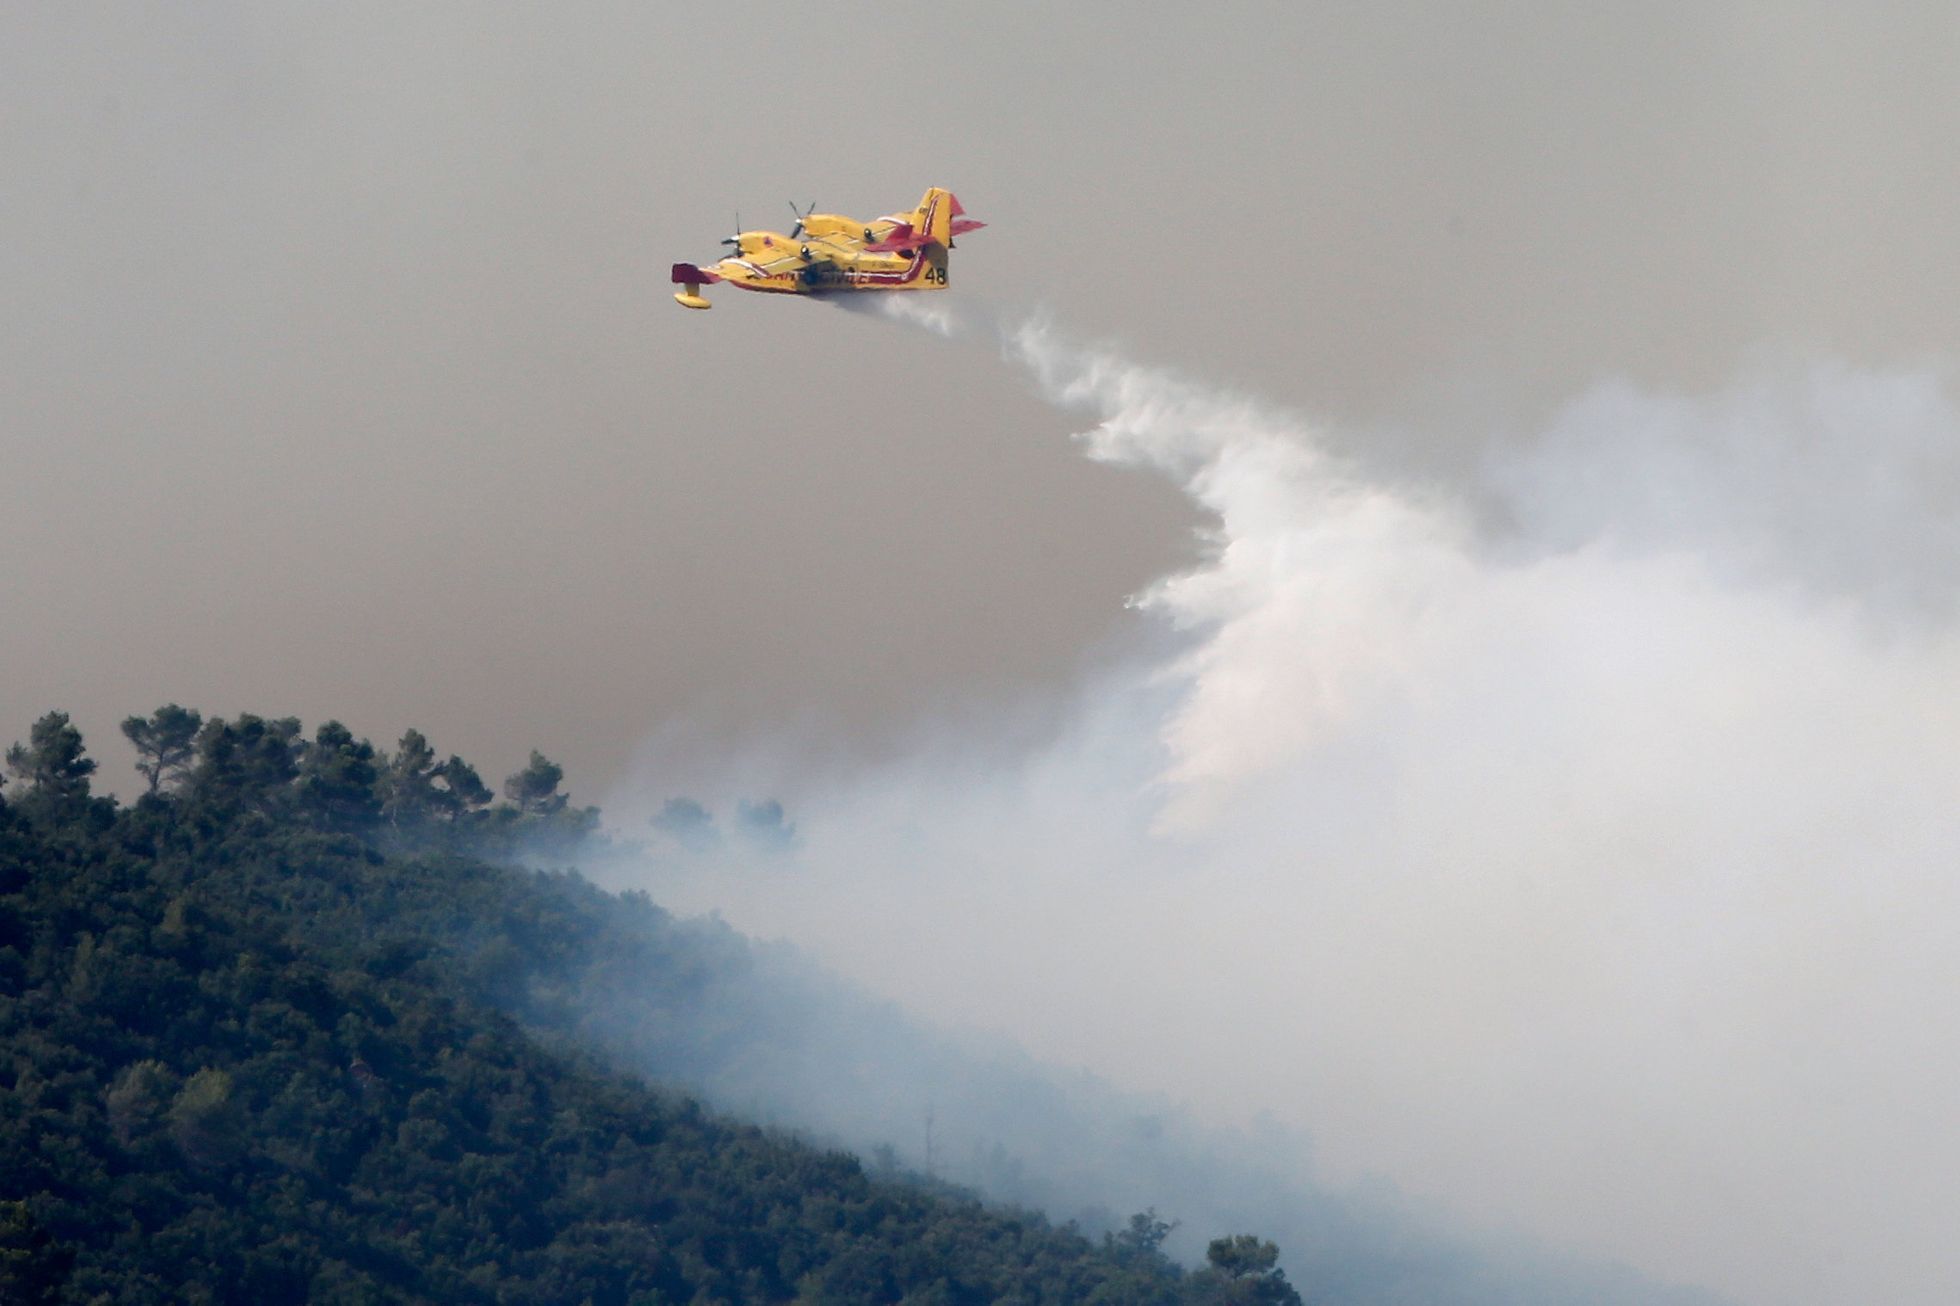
[616,306,1960,1306]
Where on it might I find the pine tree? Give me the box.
[4,711,95,820]
[120,705,202,795]
[503,750,568,816]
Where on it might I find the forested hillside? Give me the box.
[0,707,1302,1304]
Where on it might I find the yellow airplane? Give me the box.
[671,187,983,309]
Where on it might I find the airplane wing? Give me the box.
[712,239,814,288]
[672,230,837,307]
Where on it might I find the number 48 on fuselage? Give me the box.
[671,187,982,309]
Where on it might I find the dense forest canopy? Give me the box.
[0,706,1303,1304]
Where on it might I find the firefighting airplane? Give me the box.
[671,187,983,309]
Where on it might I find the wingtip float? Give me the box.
[671,187,983,310]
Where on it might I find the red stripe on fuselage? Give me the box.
[843,248,927,286]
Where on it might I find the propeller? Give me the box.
[787,199,816,239]
[719,211,742,253]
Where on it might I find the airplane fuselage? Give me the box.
[715,229,947,295]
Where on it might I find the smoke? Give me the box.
[612,301,1960,1306]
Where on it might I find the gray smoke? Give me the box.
[608,301,1960,1306]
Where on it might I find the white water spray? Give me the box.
[629,299,1960,1306]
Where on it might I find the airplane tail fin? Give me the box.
[868,189,986,253]
[913,187,986,245]
[915,188,955,246]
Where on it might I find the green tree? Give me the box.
[188,714,302,814]
[504,750,568,816]
[4,711,95,819]
[1197,1235,1301,1305]
[1206,1236,1278,1279]
[438,755,493,815]
[653,796,717,851]
[105,1059,179,1146]
[379,727,441,828]
[167,1068,245,1168]
[296,722,382,831]
[0,1200,72,1306]
[120,704,203,795]
[1112,1209,1178,1260]
[380,732,493,838]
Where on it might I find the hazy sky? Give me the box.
[8,3,1959,794]
[8,7,1960,1304]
